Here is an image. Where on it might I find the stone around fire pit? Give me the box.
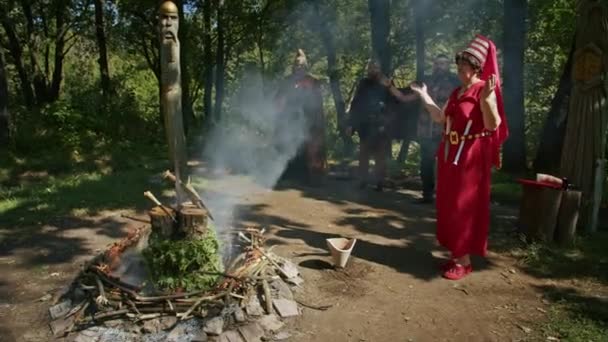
[272,298,299,318]
[51,225,309,342]
[203,316,225,335]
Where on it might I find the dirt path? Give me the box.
[0,174,551,341]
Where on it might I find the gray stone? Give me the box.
[218,330,244,342]
[49,316,75,336]
[245,296,265,317]
[257,315,284,333]
[273,331,291,341]
[192,331,209,342]
[72,326,104,342]
[203,316,225,336]
[272,298,299,318]
[237,323,265,342]
[49,300,72,320]
[234,307,246,323]
[167,324,188,341]
[160,316,178,330]
[270,279,293,300]
[278,260,299,279]
[142,319,162,334]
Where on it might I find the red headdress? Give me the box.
[462,34,509,168]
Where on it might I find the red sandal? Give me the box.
[439,259,456,272]
[442,264,473,280]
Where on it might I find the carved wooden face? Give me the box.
[160,11,179,45]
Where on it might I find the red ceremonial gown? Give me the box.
[435,81,492,258]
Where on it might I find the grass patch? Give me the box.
[510,233,608,341]
[0,143,171,230]
[541,302,608,342]
[491,170,523,204]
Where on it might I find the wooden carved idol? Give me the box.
[559,0,608,232]
[159,0,187,204]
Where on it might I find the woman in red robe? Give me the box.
[386,35,508,280]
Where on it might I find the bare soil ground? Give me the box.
[0,172,598,341]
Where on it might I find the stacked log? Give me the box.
[517,178,582,246]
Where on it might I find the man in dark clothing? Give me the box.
[347,60,419,191]
[346,60,391,191]
[414,54,460,203]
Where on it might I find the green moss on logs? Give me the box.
[143,226,223,292]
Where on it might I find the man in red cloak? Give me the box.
[275,49,327,185]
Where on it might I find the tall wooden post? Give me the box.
[559,0,608,233]
[159,1,187,205]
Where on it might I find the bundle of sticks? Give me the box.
[51,227,292,336]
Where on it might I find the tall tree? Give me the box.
[0,12,35,107]
[414,0,426,82]
[213,0,226,123]
[0,47,9,145]
[177,0,195,134]
[0,0,77,105]
[502,0,528,173]
[311,0,352,152]
[94,0,111,96]
[202,0,213,122]
[368,0,391,74]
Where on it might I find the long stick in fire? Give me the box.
[143,191,177,222]
[163,170,215,221]
[453,120,473,165]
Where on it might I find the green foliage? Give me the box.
[524,0,576,161]
[143,228,224,292]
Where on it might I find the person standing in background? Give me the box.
[414,54,460,204]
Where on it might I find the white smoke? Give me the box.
[200,66,314,259]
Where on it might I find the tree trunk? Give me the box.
[49,0,67,102]
[213,1,226,123]
[533,40,575,174]
[502,0,528,173]
[0,48,9,145]
[203,0,213,122]
[0,16,35,107]
[178,0,195,135]
[313,0,353,153]
[368,0,391,75]
[414,0,426,82]
[94,0,111,96]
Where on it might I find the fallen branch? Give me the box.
[181,293,227,321]
[262,279,272,314]
[295,299,333,311]
[120,214,150,224]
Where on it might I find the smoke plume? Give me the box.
[200,65,313,259]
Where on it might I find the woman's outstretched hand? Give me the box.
[481,74,497,100]
[409,82,428,97]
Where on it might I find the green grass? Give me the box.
[510,234,608,341]
[491,170,524,204]
[0,144,170,232]
[541,303,608,342]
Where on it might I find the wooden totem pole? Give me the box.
[559,0,608,233]
[149,1,211,241]
[159,0,187,206]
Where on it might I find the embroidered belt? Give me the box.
[446,130,492,145]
